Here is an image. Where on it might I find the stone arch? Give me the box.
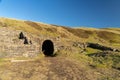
[42,40,54,56]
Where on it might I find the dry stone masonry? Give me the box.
[0,27,70,58]
[0,27,40,58]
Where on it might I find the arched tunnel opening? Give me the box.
[42,40,54,56]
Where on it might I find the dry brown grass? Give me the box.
[0,17,120,80]
[0,56,98,80]
[24,21,42,30]
[63,27,94,38]
[96,31,120,44]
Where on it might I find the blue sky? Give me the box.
[0,0,120,28]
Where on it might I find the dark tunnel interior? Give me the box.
[42,40,54,56]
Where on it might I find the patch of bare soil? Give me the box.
[48,57,98,80]
[0,57,106,80]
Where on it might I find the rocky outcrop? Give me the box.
[87,42,120,52]
[88,51,113,57]
[73,42,87,49]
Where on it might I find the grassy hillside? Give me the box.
[0,17,120,45]
[0,17,120,80]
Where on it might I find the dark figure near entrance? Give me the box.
[19,32,24,39]
[42,40,54,56]
[24,37,29,44]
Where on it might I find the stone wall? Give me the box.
[87,42,120,52]
[0,27,82,58]
[0,27,40,58]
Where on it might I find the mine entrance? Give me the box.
[42,40,54,56]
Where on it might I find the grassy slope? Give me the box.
[63,27,120,47]
[0,17,120,45]
[0,17,120,80]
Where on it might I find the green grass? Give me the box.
[89,52,120,69]
[86,48,101,54]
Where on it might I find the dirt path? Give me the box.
[0,57,98,80]
[47,57,98,80]
[48,57,85,80]
[11,60,34,62]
